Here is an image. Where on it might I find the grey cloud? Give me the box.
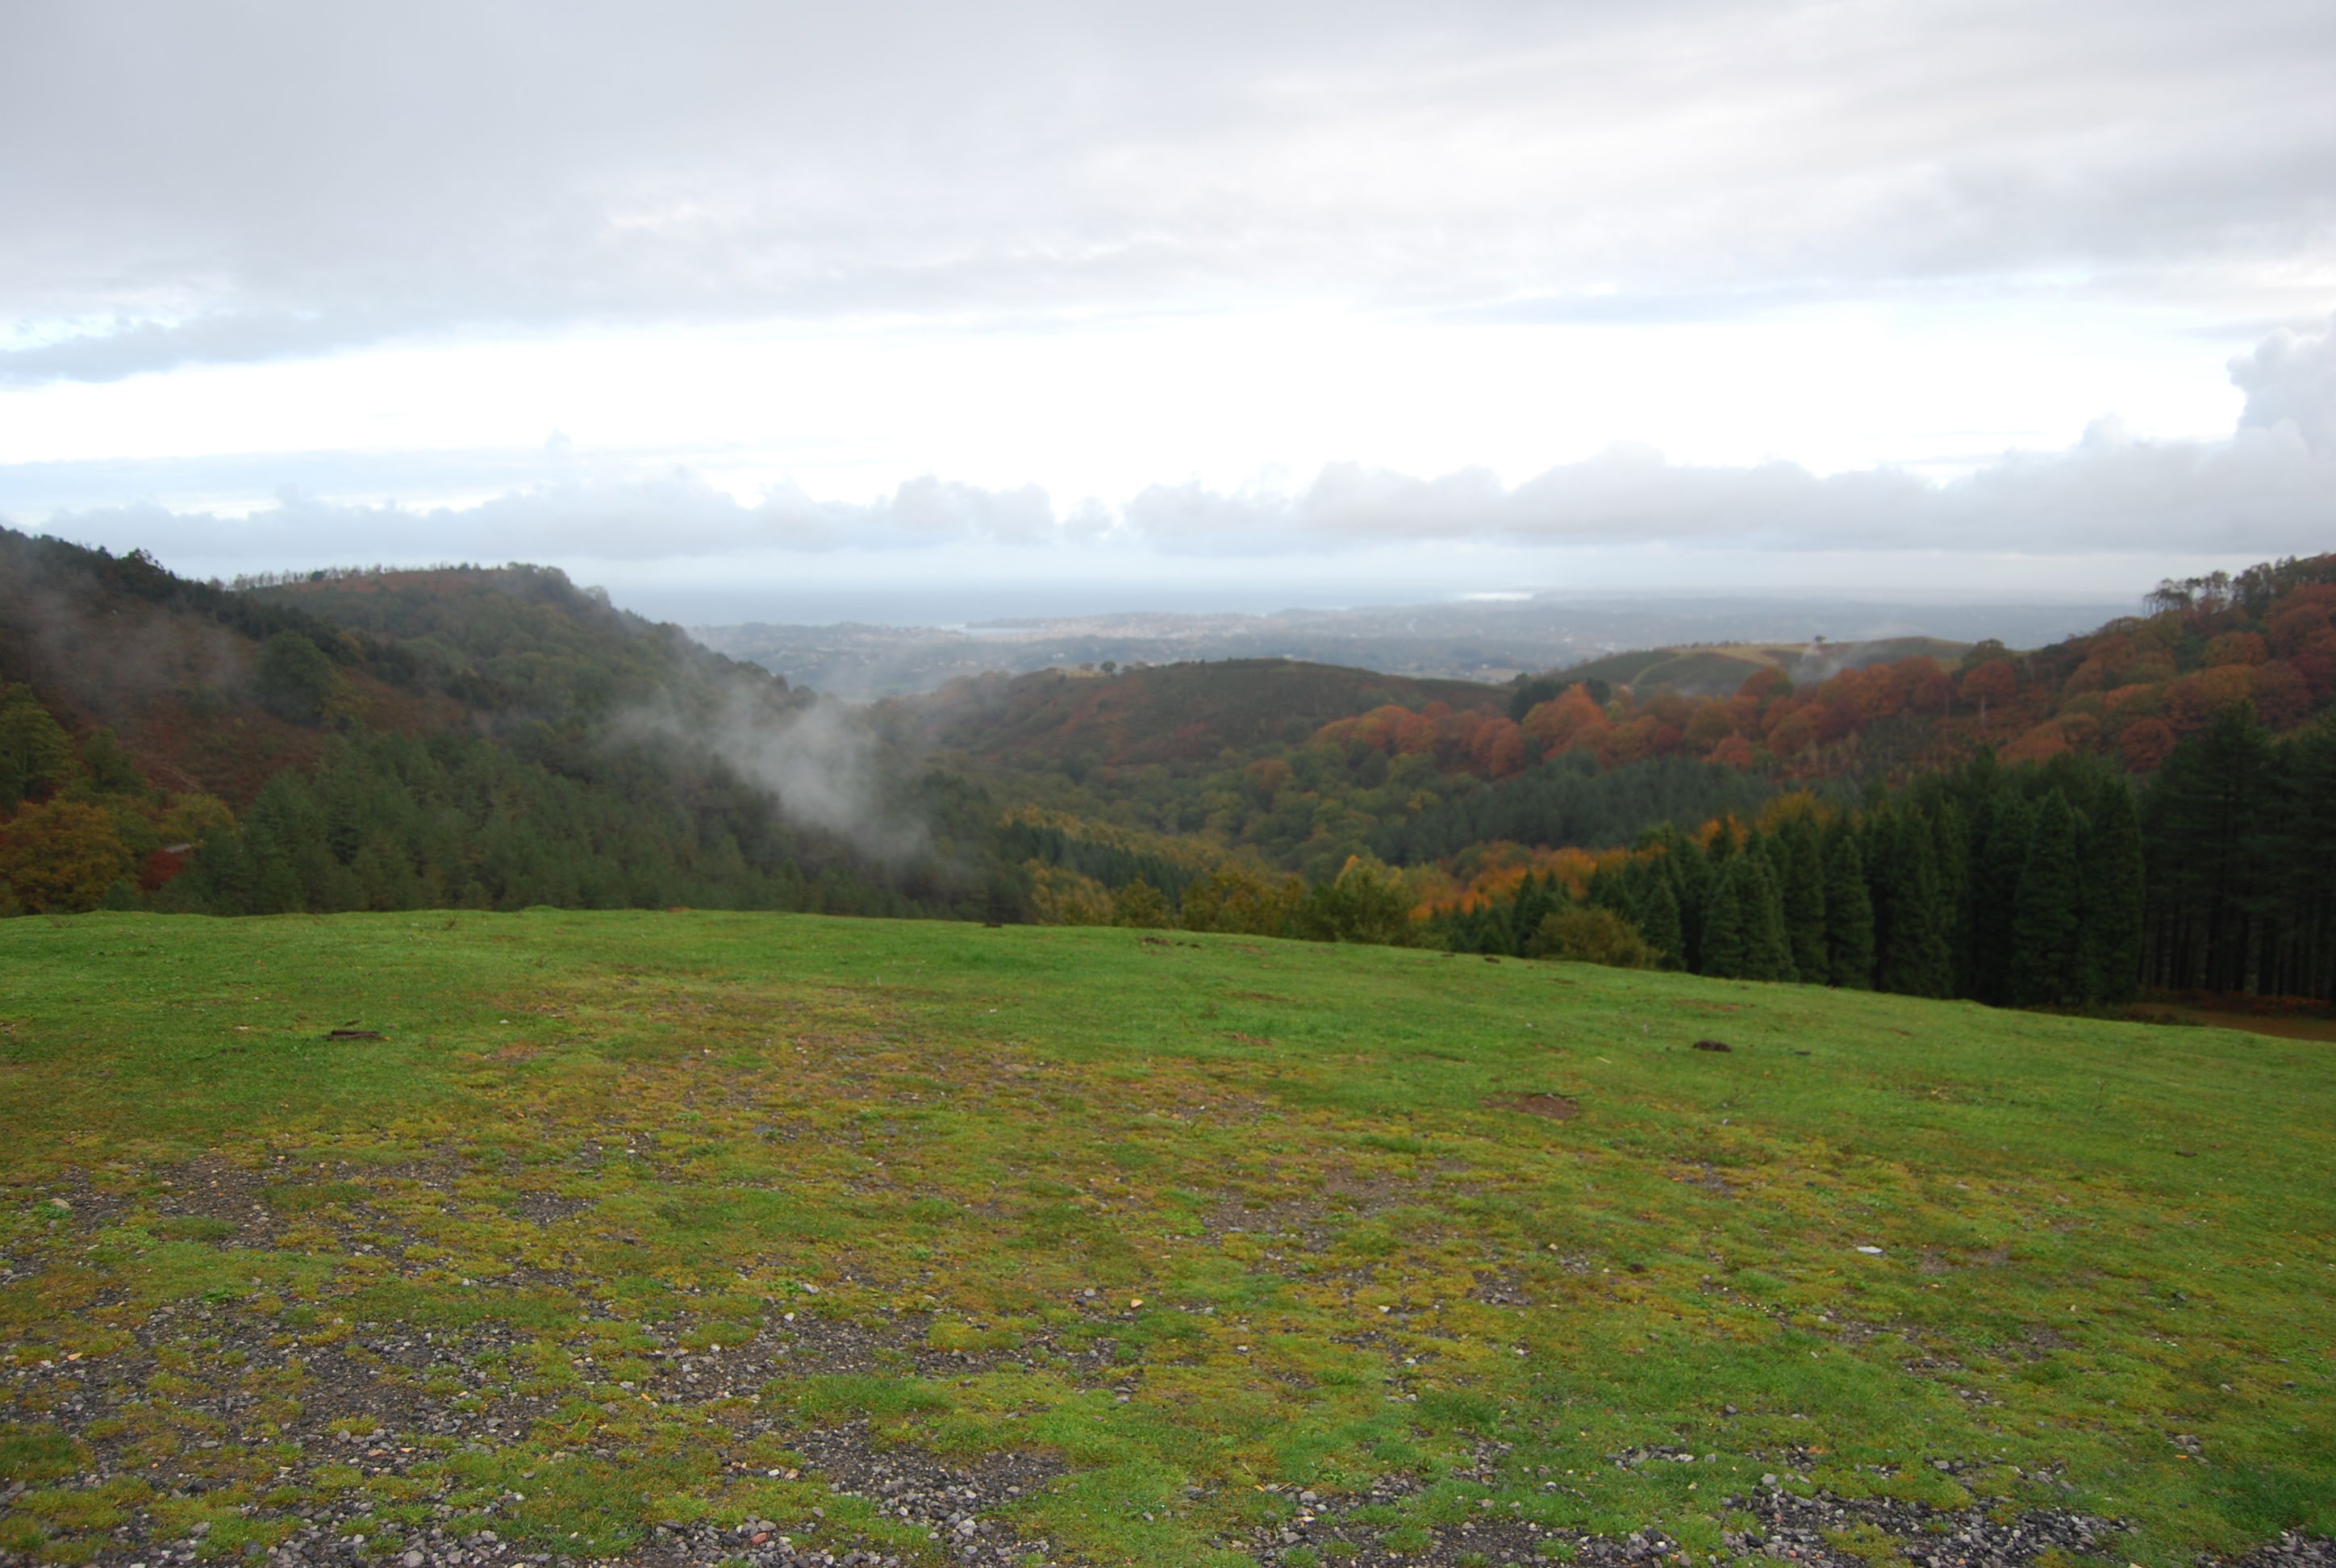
[0,311,389,385]
[15,472,1100,565]
[3,0,2331,377]
[2231,319,2336,456]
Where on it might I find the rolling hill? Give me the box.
[1551,638,1970,701]
[0,908,2327,1566]
[896,660,1509,771]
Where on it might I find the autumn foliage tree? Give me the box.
[0,799,134,913]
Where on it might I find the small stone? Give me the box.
[403,1553,426,1567]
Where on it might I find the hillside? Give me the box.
[897,659,1508,771]
[0,535,471,805]
[0,536,979,921]
[0,909,2328,1568]
[1341,556,2336,790]
[1551,638,1970,701]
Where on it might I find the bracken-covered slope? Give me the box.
[0,534,472,803]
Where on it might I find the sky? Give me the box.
[1,0,2331,623]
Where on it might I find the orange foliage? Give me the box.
[1469,717,1525,778]
[2254,662,2313,728]
[1766,708,1820,756]
[1414,841,1632,918]
[2204,632,2268,668]
[2120,718,2177,770]
[2268,603,2334,659]
[1959,661,2017,707]
[1683,701,1735,750]
[1520,689,1608,753]
[0,799,133,912]
[2165,665,2259,732]
[1999,719,2070,764]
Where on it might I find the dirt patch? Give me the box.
[2141,1005,2336,1044]
[1487,1093,1578,1120]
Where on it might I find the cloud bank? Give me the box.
[13,319,2330,582]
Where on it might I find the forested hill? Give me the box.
[895,657,1507,769]
[0,537,809,804]
[4,530,2332,1003]
[0,534,995,920]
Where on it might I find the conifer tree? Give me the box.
[1966,790,2032,1006]
[1822,820,1875,988]
[1510,872,1563,956]
[1779,817,1829,982]
[2079,779,2145,1005]
[2009,791,2084,1007]
[1633,864,1685,969]
[1700,862,1747,978]
[1742,851,1796,982]
[1653,826,1716,973]
[1929,799,1969,989]
[1877,809,1954,998]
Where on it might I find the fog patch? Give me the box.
[617,679,923,864]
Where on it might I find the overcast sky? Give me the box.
[1,0,2330,620]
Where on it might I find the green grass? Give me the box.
[1,909,2331,1566]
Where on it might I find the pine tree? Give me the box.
[1877,808,1954,998]
[1634,865,1685,969]
[2141,706,2279,994]
[1966,790,2033,1006]
[2079,779,2145,1005]
[1779,817,1829,982]
[1668,831,1717,974]
[1510,873,1564,957]
[1929,799,1968,990]
[1823,820,1875,989]
[2009,791,2084,1007]
[1742,851,1795,982]
[1700,862,1747,978]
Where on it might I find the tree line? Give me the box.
[1441,744,2153,1008]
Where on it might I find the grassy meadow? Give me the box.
[0,911,2330,1567]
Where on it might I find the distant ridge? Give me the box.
[1551,636,1970,699]
[899,657,1507,768]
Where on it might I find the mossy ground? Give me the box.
[0,911,2330,1566]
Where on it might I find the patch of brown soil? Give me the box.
[2141,1006,2336,1044]
[1487,1093,1578,1120]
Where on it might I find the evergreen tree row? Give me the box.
[1371,751,1783,866]
[1441,747,2153,1009]
[159,727,987,920]
[2138,707,2336,999]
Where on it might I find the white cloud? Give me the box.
[15,318,2330,588]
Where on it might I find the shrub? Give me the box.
[1525,906,1658,969]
